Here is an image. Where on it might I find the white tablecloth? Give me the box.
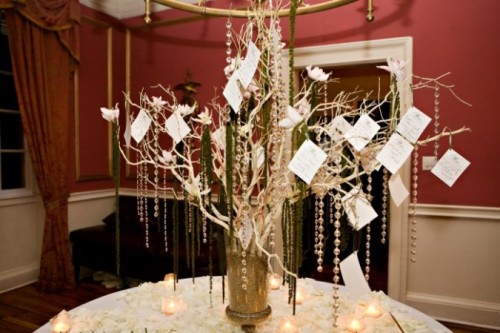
[35,276,450,333]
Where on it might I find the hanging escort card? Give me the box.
[396,106,432,143]
[344,114,380,151]
[165,111,191,144]
[340,252,371,299]
[388,173,410,206]
[341,187,378,231]
[124,115,132,147]
[288,140,327,184]
[223,73,244,113]
[131,109,152,144]
[211,126,226,150]
[329,115,352,142]
[237,42,261,89]
[376,133,414,174]
[431,149,470,187]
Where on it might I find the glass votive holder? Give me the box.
[364,302,382,318]
[163,273,175,286]
[50,310,72,333]
[161,297,177,316]
[269,273,281,290]
[278,316,299,333]
[347,317,364,332]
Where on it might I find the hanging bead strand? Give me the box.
[381,168,389,244]
[410,145,419,262]
[163,165,168,252]
[331,191,342,328]
[225,18,233,68]
[364,173,373,281]
[434,85,440,158]
[314,194,325,272]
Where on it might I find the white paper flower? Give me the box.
[159,150,174,164]
[297,97,311,116]
[100,104,119,122]
[279,106,304,129]
[193,107,212,125]
[183,176,201,199]
[149,96,167,110]
[306,65,331,82]
[243,80,260,100]
[377,58,407,83]
[176,104,196,117]
[278,98,311,129]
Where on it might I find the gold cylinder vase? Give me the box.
[225,232,271,332]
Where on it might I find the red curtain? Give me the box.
[3,0,80,291]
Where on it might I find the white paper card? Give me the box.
[376,133,414,174]
[431,149,470,187]
[131,109,152,144]
[389,174,409,206]
[345,114,380,151]
[341,187,378,230]
[223,73,243,113]
[279,105,303,128]
[397,106,432,143]
[165,112,191,144]
[340,252,371,299]
[237,42,261,89]
[212,126,226,150]
[288,140,327,184]
[329,116,352,142]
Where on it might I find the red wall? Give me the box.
[75,1,500,207]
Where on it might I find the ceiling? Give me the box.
[79,0,168,19]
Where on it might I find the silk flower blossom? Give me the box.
[149,96,167,110]
[176,104,196,117]
[193,107,212,125]
[279,98,311,129]
[159,150,174,164]
[377,58,407,83]
[306,65,331,82]
[100,104,119,122]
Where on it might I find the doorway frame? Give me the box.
[282,37,413,301]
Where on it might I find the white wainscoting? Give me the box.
[405,204,500,329]
[0,190,116,292]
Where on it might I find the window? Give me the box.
[0,11,31,198]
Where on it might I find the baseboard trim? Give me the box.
[406,291,500,329]
[0,263,39,293]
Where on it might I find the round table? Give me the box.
[35,276,450,333]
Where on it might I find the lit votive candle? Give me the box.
[161,297,177,316]
[269,273,281,290]
[163,273,175,286]
[279,317,298,333]
[295,289,304,305]
[50,310,72,333]
[347,318,364,332]
[365,303,382,318]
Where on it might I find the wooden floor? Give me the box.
[0,277,497,333]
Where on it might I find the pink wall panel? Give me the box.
[77,1,500,206]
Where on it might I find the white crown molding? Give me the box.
[79,0,166,19]
[79,0,201,20]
